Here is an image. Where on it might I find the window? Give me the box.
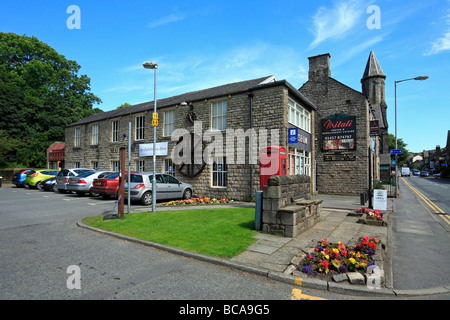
[212,157,227,187]
[135,160,145,172]
[289,149,311,176]
[112,120,119,142]
[164,158,176,176]
[135,116,145,140]
[74,128,81,147]
[163,111,175,137]
[211,101,227,131]
[91,124,98,145]
[92,161,99,170]
[288,99,310,133]
[111,160,120,171]
[75,162,81,168]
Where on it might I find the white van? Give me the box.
[401,167,411,177]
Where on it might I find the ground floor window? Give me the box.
[92,161,99,170]
[135,160,145,172]
[212,157,227,187]
[111,160,120,171]
[164,158,176,176]
[289,149,311,176]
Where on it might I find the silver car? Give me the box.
[56,168,94,193]
[67,171,113,196]
[124,172,194,205]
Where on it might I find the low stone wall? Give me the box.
[261,175,322,237]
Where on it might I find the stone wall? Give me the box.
[261,175,322,237]
[299,53,375,196]
[65,83,314,202]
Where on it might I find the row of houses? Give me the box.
[56,52,390,201]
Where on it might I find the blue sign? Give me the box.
[390,149,403,154]
[288,128,298,143]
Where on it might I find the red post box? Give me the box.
[259,146,287,190]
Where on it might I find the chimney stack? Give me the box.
[308,53,331,82]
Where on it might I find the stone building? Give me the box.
[299,53,382,196]
[65,76,317,201]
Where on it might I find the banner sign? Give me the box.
[321,114,356,151]
[370,120,379,137]
[139,142,168,157]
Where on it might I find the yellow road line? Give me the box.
[402,178,450,225]
[291,288,328,300]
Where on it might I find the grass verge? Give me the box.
[82,207,259,258]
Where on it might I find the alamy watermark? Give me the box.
[67,5,81,30]
[66,265,81,290]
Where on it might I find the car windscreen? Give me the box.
[129,174,144,183]
[105,172,119,179]
[77,171,96,178]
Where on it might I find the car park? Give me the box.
[67,171,113,196]
[124,172,194,205]
[12,169,36,187]
[23,169,59,189]
[420,171,429,177]
[41,177,57,191]
[56,168,94,193]
[91,172,137,199]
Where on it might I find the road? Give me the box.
[1,185,347,304]
[390,175,450,291]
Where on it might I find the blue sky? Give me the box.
[1,0,449,152]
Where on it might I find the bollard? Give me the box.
[255,191,263,231]
[360,192,366,205]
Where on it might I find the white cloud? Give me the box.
[308,0,364,49]
[148,13,185,28]
[424,14,450,55]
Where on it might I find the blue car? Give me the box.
[12,169,36,187]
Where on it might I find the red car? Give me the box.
[91,172,138,199]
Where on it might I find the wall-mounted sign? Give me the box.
[321,114,356,151]
[139,142,168,157]
[288,125,312,152]
[370,120,379,137]
[288,128,298,143]
[323,153,356,161]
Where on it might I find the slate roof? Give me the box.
[67,75,316,127]
[362,51,385,80]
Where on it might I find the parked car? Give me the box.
[91,172,137,199]
[412,169,420,176]
[420,171,429,177]
[23,169,59,189]
[67,171,113,196]
[56,168,94,193]
[12,169,36,187]
[124,172,194,205]
[41,177,57,191]
[401,167,411,177]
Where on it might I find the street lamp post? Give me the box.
[394,76,428,197]
[143,61,158,213]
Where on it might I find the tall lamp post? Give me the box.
[143,61,158,213]
[394,75,428,197]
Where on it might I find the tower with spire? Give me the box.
[361,51,389,155]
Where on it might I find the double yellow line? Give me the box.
[402,178,450,226]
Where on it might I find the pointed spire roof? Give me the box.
[362,51,385,80]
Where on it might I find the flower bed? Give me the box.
[162,197,234,206]
[356,207,386,226]
[298,236,380,276]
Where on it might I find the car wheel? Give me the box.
[183,189,192,200]
[50,184,55,191]
[37,182,44,190]
[89,188,100,197]
[141,191,152,205]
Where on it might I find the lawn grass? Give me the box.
[82,207,259,258]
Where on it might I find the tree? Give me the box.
[388,134,410,165]
[0,32,103,167]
